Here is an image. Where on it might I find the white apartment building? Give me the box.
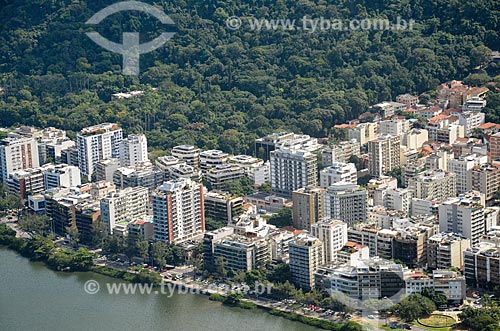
[206,164,245,189]
[379,118,410,137]
[427,232,471,270]
[448,154,487,194]
[95,158,121,182]
[0,133,40,181]
[171,145,200,168]
[76,123,123,179]
[44,164,81,190]
[409,170,457,201]
[348,122,379,146]
[153,178,205,244]
[100,186,149,234]
[199,150,229,173]
[406,270,466,303]
[165,163,202,182]
[439,196,485,245]
[456,111,485,136]
[324,182,368,227]
[319,162,357,188]
[404,128,429,149]
[368,135,401,177]
[229,155,270,185]
[119,134,148,167]
[311,219,348,264]
[289,234,323,291]
[374,187,412,215]
[322,139,361,166]
[270,149,317,197]
[292,186,325,230]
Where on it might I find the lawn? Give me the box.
[416,314,455,331]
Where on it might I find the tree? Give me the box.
[151,242,167,269]
[65,224,80,247]
[216,256,228,277]
[205,217,227,231]
[393,294,436,322]
[18,214,50,236]
[267,208,292,228]
[135,240,149,262]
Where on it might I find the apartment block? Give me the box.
[324,182,368,227]
[439,196,486,246]
[464,236,500,288]
[95,158,121,182]
[322,139,361,166]
[153,178,205,244]
[289,234,323,291]
[320,162,357,188]
[368,135,401,177]
[467,164,500,201]
[292,186,325,230]
[311,219,348,264]
[448,154,487,194]
[171,145,200,168]
[204,191,244,223]
[76,123,123,179]
[229,155,270,186]
[100,187,149,234]
[270,149,317,197]
[409,170,456,201]
[0,133,39,181]
[406,270,466,303]
[427,232,471,270]
[206,164,245,190]
[348,122,379,146]
[199,150,229,173]
[119,134,148,167]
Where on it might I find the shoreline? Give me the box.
[0,239,359,331]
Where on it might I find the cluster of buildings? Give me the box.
[3,79,500,301]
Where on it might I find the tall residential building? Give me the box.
[348,123,379,146]
[406,270,466,304]
[0,133,39,181]
[206,164,245,190]
[464,236,500,288]
[409,170,457,201]
[292,186,325,230]
[95,158,121,182]
[322,140,361,166]
[113,162,164,191]
[199,150,229,173]
[204,191,244,224]
[229,155,270,186]
[311,219,348,264]
[319,162,357,188]
[289,234,323,291]
[448,154,487,194]
[368,135,401,177]
[427,232,471,270]
[153,178,205,244]
[270,149,317,197]
[171,145,200,168]
[439,196,486,245]
[379,118,410,137]
[404,128,429,149]
[324,182,368,227]
[467,164,500,201]
[119,134,148,167]
[255,132,321,161]
[100,187,149,234]
[76,123,123,179]
[44,164,81,190]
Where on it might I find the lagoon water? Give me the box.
[0,248,319,331]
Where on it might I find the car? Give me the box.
[367,315,375,319]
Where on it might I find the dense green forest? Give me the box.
[0,0,499,154]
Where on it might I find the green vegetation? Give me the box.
[459,306,500,331]
[391,294,436,322]
[267,208,293,228]
[0,184,23,215]
[1,1,499,153]
[269,309,362,331]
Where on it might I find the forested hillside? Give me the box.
[0,0,499,154]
